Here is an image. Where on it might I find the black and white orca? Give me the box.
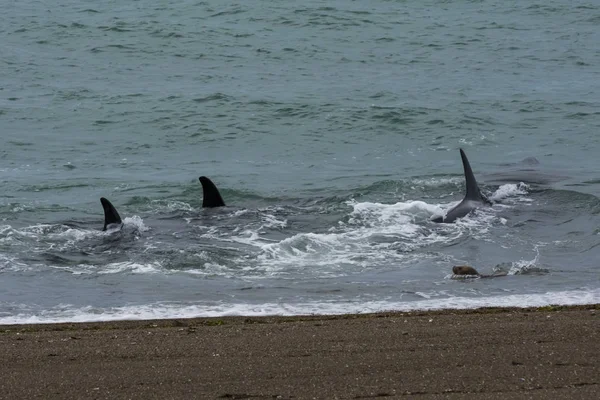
[432,149,492,223]
[100,197,123,231]
[199,176,226,208]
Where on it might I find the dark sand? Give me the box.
[0,305,598,399]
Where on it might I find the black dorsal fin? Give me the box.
[460,148,483,201]
[199,176,226,208]
[100,197,122,231]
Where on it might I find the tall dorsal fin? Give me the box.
[199,176,226,208]
[460,148,483,201]
[100,197,122,231]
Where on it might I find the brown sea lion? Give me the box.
[451,265,508,279]
[452,265,480,275]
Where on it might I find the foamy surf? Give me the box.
[1,288,597,325]
[226,199,461,276]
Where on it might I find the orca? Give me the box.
[100,197,123,231]
[432,148,492,223]
[199,176,226,207]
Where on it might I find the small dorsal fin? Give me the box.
[100,197,123,231]
[460,149,483,201]
[199,176,226,208]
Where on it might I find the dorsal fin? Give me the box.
[100,197,122,231]
[199,176,226,208]
[460,149,483,201]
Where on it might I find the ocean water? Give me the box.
[1,0,600,324]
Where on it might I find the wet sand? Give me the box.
[1,305,598,399]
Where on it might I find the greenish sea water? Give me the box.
[1,0,599,323]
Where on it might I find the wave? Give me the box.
[0,182,532,277]
[1,288,598,325]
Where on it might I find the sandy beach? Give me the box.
[0,305,598,399]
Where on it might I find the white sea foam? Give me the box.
[5,216,148,242]
[1,288,597,325]
[0,216,149,255]
[159,200,194,212]
[260,213,288,229]
[220,199,479,276]
[506,245,542,275]
[47,261,164,275]
[249,209,435,274]
[348,200,444,225]
[232,209,251,217]
[0,254,31,272]
[409,177,462,188]
[123,215,150,232]
[98,261,162,275]
[490,182,530,202]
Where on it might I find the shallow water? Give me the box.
[1,0,600,323]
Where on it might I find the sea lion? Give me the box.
[451,265,508,279]
[452,265,480,275]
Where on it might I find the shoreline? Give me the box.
[1,304,598,398]
[3,286,598,327]
[1,303,598,332]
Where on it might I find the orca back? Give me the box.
[460,148,485,202]
[199,176,226,208]
[432,148,490,223]
[100,197,123,231]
